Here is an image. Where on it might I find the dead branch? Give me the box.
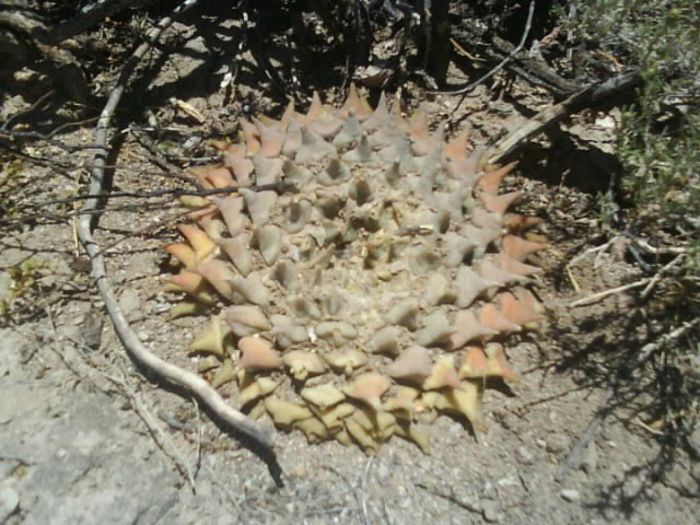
[485,69,642,165]
[490,34,581,96]
[75,0,274,451]
[569,279,649,308]
[438,0,535,97]
[450,13,581,97]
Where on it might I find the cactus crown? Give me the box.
[164,86,546,453]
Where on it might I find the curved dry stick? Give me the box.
[76,0,274,450]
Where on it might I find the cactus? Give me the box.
[163,86,546,453]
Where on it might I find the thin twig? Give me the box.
[566,236,619,268]
[633,238,689,256]
[0,90,55,131]
[449,37,481,61]
[0,132,103,152]
[75,0,274,451]
[566,266,580,293]
[192,397,203,481]
[415,482,481,514]
[438,0,535,98]
[518,384,589,410]
[570,279,649,307]
[360,456,373,525]
[631,418,664,436]
[571,251,686,307]
[639,253,685,299]
[634,318,700,365]
[19,180,297,210]
[322,466,364,519]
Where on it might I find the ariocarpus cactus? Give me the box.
[163,85,546,453]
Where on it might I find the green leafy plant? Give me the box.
[566,0,699,269]
[0,258,45,322]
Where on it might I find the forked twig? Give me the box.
[639,253,685,299]
[76,0,273,451]
[566,236,619,269]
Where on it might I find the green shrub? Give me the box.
[565,0,699,269]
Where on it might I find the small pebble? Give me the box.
[375,459,390,483]
[581,441,599,474]
[497,475,519,487]
[546,433,569,454]
[153,303,170,314]
[79,311,104,351]
[118,289,141,322]
[515,446,534,465]
[481,499,500,523]
[291,465,308,479]
[0,483,19,523]
[560,489,580,502]
[481,481,495,499]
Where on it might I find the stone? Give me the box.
[560,489,580,502]
[0,482,19,523]
[481,499,500,523]
[580,440,599,474]
[515,445,535,465]
[546,433,569,454]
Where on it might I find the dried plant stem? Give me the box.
[76,0,273,451]
[571,251,686,307]
[639,253,685,299]
[566,236,619,268]
[569,279,649,307]
[360,456,373,525]
[634,318,700,365]
[486,70,641,164]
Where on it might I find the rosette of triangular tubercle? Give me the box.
[161,84,548,453]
